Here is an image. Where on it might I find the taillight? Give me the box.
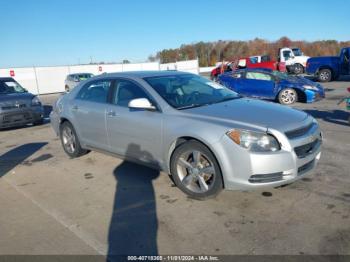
[347,87,350,93]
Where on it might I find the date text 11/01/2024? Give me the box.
[127,255,220,261]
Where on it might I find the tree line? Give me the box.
[148,37,350,67]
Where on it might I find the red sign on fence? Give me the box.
[98,66,103,72]
[10,70,15,77]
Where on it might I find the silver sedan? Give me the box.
[50,71,322,199]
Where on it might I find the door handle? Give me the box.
[107,110,118,117]
[72,105,79,111]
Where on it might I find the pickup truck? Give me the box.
[306,47,350,82]
[236,57,286,72]
[278,47,309,74]
[210,56,286,81]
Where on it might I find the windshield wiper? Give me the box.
[177,103,206,110]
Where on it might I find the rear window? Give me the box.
[77,74,93,81]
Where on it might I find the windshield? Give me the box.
[292,48,302,56]
[0,80,26,94]
[144,74,239,109]
[271,71,289,80]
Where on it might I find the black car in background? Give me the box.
[0,77,44,129]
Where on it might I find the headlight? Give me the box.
[227,129,280,152]
[31,96,42,106]
[303,85,318,91]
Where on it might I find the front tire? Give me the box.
[278,88,298,105]
[318,69,332,82]
[170,141,223,200]
[60,121,88,158]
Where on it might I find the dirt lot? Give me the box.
[0,79,349,256]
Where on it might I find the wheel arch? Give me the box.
[317,66,335,77]
[167,136,225,188]
[59,117,80,138]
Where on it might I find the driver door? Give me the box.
[242,71,276,99]
[105,79,163,165]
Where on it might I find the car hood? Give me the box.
[0,92,34,104]
[183,98,310,132]
[279,76,324,92]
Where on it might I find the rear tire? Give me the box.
[170,140,223,200]
[293,64,304,74]
[318,69,332,82]
[60,121,88,158]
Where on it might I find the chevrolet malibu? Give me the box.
[50,71,322,199]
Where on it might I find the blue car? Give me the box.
[218,69,325,105]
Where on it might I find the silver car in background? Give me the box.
[50,71,322,199]
[64,73,94,92]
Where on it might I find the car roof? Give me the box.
[235,68,273,74]
[0,77,16,82]
[95,70,193,79]
[69,73,93,76]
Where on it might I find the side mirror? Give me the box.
[128,98,156,111]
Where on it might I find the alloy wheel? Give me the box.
[62,125,76,154]
[319,71,330,81]
[280,89,297,104]
[176,150,216,193]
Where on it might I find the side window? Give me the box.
[246,72,272,81]
[76,80,111,103]
[283,50,291,59]
[113,80,150,107]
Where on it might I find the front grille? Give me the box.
[285,122,316,139]
[1,104,26,110]
[294,139,320,158]
[2,113,32,123]
[298,159,315,175]
[249,172,284,183]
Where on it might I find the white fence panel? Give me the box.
[140,62,159,71]
[0,60,199,94]
[35,66,70,94]
[69,65,100,75]
[175,60,199,74]
[199,66,215,73]
[0,67,38,94]
[160,60,199,74]
[160,63,177,71]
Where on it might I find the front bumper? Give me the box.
[305,89,325,103]
[216,122,322,190]
[0,106,44,129]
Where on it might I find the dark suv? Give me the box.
[0,77,44,129]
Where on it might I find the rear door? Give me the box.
[219,71,245,94]
[71,79,113,150]
[241,71,275,99]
